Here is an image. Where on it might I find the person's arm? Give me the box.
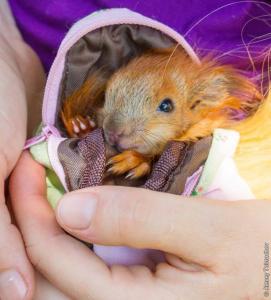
[11,151,268,300]
[0,2,44,299]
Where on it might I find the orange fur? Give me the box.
[61,47,262,179]
[175,96,249,141]
[61,70,107,137]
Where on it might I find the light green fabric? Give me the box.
[30,141,65,208]
[193,128,240,196]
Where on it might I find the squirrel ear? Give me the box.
[215,66,263,113]
[189,65,262,114]
[214,65,261,99]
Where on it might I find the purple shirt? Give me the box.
[8,0,271,77]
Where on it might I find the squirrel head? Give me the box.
[102,47,262,156]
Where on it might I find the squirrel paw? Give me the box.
[64,115,96,138]
[107,150,151,179]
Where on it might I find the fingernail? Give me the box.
[0,270,27,300]
[58,193,97,229]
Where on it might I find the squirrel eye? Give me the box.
[157,98,174,113]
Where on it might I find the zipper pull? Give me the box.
[24,125,60,150]
[42,124,61,138]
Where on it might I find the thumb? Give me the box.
[56,186,236,264]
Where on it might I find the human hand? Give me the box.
[0,172,35,300]
[0,2,46,299]
[33,272,70,300]
[11,152,270,300]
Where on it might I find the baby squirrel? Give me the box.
[61,47,262,179]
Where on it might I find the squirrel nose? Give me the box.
[106,130,123,146]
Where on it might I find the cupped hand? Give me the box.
[11,151,270,300]
[0,2,46,298]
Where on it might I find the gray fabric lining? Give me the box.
[56,24,178,130]
[58,138,86,191]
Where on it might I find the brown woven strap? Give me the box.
[76,129,190,191]
[143,141,188,191]
[78,128,106,188]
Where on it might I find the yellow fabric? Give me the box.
[233,91,271,199]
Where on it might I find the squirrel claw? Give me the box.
[106,158,114,167]
[106,150,151,179]
[106,166,114,174]
[125,171,135,180]
[62,114,96,138]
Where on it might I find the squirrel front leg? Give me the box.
[107,150,152,179]
[61,71,107,138]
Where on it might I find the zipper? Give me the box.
[24,125,61,150]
